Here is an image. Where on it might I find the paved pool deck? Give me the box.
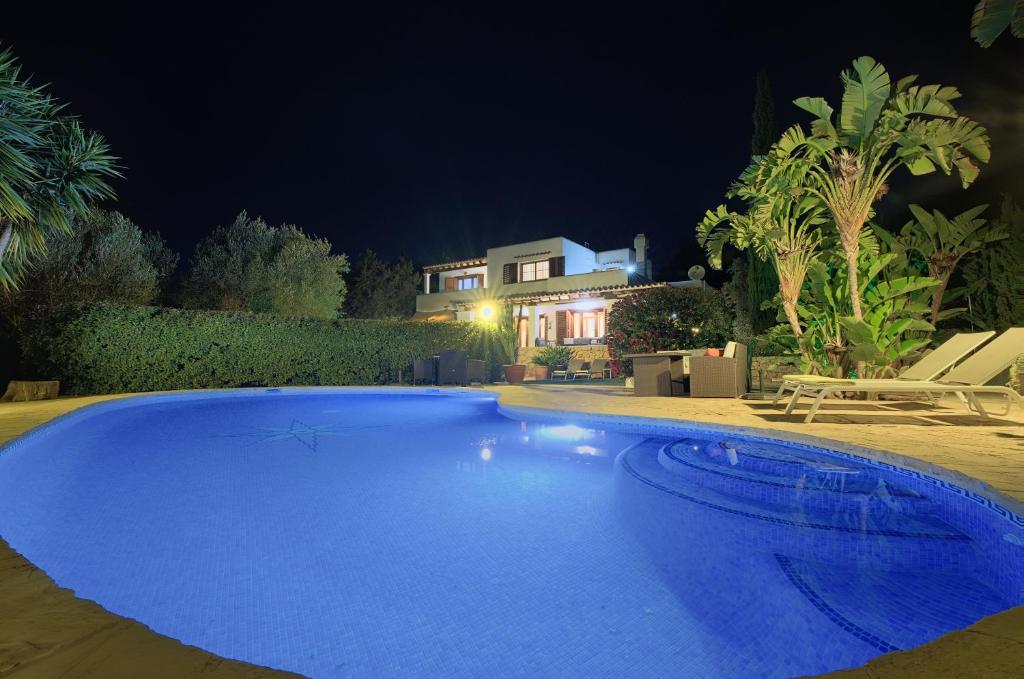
[1,388,1022,678]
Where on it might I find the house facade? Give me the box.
[415,233,695,352]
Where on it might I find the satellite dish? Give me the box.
[687,265,706,281]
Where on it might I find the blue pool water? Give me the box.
[0,389,1021,678]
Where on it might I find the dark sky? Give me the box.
[4,3,1022,280]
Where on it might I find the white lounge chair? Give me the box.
[552,359,586,381]
[782,328,1023,423]
[773,331,995,407]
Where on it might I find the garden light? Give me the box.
[478,302,496,322]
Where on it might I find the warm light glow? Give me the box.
[480,447,492,461]
[571,299,605,311]
[691,326,701,334]
[478,302,496,322]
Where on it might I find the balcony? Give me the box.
[416,269,631,312]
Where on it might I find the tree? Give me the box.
[345,249,420,318]
[0,47,120,288]
[751,68,777,156]
[971,0,1024,46]
[746,69,781,334]
[698,133,829,360]
[962,196,1024,330]
[183,212,348,319]
[773,57,989,330]
[879,204,1008,326]
[0,209,176,333]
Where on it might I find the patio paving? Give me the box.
[1,388,1022,678]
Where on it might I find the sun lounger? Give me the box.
[588,359,611,379]
[552,359,586,380]
[781,328,1023,423]
[772,331,995,407]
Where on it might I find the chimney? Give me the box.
[633,233,651,278]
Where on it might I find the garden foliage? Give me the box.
[606,286,732,375]
[27,304,500,394]
[182,212,349,319]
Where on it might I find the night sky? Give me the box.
[4,3,1022,281]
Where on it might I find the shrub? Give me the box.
[530,345,575,367]
[26,303,502,395]
[607,286,732,375]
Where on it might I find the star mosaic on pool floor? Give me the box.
[216,419,386,452]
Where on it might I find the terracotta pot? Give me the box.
[526,365,552,381]
[503,364,527,384]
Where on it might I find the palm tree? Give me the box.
[895,204,1009,326]
[698,137,827,360]
[971,0,1023,46]
[773,57,990,326]
[0,47,120,288]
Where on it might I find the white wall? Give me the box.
[561,239,598,275]
[485,237,565,290]
[596,247,635,270]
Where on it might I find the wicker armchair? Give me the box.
[438,350,486,386]
[689,342,748,398]
[413,358,435,385]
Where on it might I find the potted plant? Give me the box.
[530,345,576,381]
[498,302,528,384]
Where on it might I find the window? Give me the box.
[446,274,482,291]
[520,260,549,282]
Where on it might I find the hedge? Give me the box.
[27,304,503,395]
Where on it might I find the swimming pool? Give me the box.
[0,389,1021,678]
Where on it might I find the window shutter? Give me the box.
[444,277,456,291]
[555,310,568,343]
[503,263,518,284]
[549,256,565,277]
[476,273,485,288]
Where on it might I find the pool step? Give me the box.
[616,439,978,571]
[656,438,928,515]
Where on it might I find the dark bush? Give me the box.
[27,304,501,395]
[607,286,732,375]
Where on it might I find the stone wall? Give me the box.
[517,345,610,380]
[749,355,803,392]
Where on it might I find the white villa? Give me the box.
[414,233,698,351]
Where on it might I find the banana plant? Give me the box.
[697,138,828,360]
[764,57,989,332]
[878,204,1008,326]
[790,251,937,377]
[840,271,938,377]
[972,0,1024,46]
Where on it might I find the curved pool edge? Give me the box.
[0,386,1022,678]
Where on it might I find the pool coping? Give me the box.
[1,386,1022,678]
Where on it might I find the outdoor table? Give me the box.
[623,352,691,397]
